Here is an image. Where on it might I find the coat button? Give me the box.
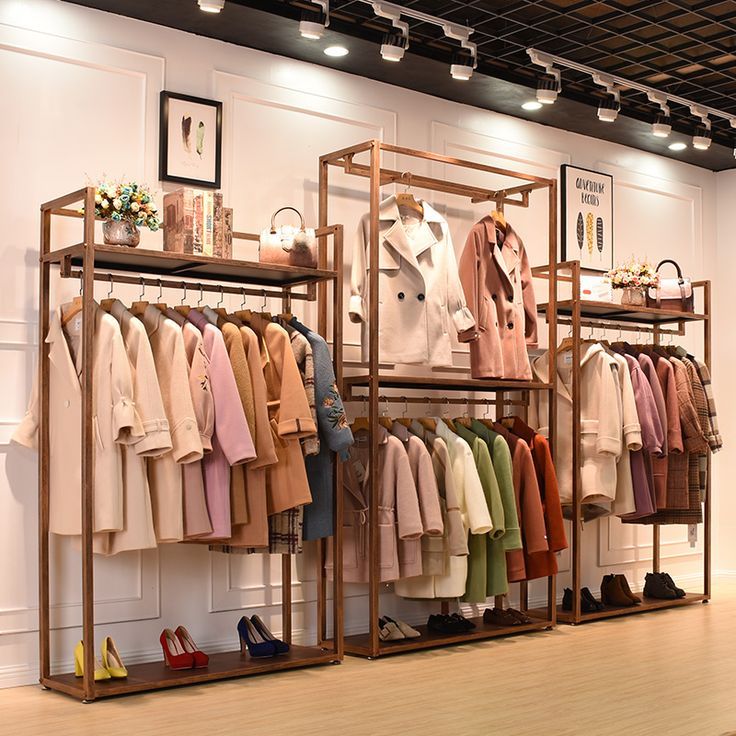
[492,294,498,301]
[417,293,425,301]
[507,322,514,329]
[64,400,71,408]
[397,292,405,301]
[508,293,513,301]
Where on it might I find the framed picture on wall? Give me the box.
[159,91,222,188]
[561,164,614,272]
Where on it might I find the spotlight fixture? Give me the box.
[324,45,349,57]
[668,141,687,151]
[371,3,409,62]
[528,50,561,104]
[648,92,671,138]
[592,73,620,123]
[300,0,329,39]
[690,105,711,150]
[198,0,224,12]
[522,100,543,111]
[443,23,477,80]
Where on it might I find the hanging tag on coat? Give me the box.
[688,524,697,548]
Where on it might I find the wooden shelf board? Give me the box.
[42,645,339,700]
[539,300,707,325]
[344,374,552,393]
[344,615,553,658]
[42,244,337,287]
[528,592,708,625]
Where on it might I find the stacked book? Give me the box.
[163,188,233,258]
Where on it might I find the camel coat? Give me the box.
[530,343,622,505]
[350,196,475,367]
[393,430,469,599]
[143,306,204,545]
[458,217,538,380]
[13,305,141,537]
[165,309,214,539]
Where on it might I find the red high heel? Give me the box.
[160,628,194,670]
[175,625,209,668]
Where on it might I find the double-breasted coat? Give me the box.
[350,196,475,367]
[458,216,538,380]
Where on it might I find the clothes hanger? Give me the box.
[558,323,575,354]
[351,396,371,433]
[129,277,149,317]
[234,287,252,324]
[257,290,272,322]
[175,282,190,316]
[154,278,168,312]
[378,396,393,430]
[454,399,472,428]
[491,195,507,233]
[212,286,229,318]
[395,396,412,427]
[99,274,116,313]
[395,172,424,218]
[439,397,457,432]
[61,274,85,325]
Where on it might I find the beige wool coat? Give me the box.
[13,305,141,537]
[350,196,475,367]
[458,217,538,380]
[530,343,623,505]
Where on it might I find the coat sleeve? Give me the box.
[673,360,708,453]
[189,331,214,453]
[444,223,477,338]
[478,445,506,542]
[538,439,567,553]
[493,439,522,551]
[596,359,623,457]
[456,229,481,344]
[11,365,39,449]
[463,448,494,535]
[437,450,469,557]
[414,441,444,536]
[109,325,144,445]
[519,241,538,347]
[208,330,256,465]
[519,445,549,554]
[631,363,664,455]
[348,217,368,324]
[617,357,643,451]
[661,363,684,454]
[395,448,423,541]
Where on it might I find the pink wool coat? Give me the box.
[458,217,538,380]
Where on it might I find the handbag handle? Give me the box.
[656,259,684,281]
[270,206,306,234]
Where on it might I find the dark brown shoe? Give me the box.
[614,574,641,604]
[506,608,534,624]
[483,607,522,627]
[601,574,637,607]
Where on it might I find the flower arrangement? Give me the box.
[92,181,160,231]
[606,258,659,291]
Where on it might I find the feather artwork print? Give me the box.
[585,212,594,255]
[576,211,584,252]
[596,217,604,260]
[182,115,192,153]
[196,121,205,158]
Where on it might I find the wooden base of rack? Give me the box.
[41,645,340,701]
[344,616,553,658]
[528,592,708,625]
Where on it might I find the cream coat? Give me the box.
[530,343,623,505]
[13,305,141,536]
[350,196,475,367]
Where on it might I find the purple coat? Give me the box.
[187,310,256,538]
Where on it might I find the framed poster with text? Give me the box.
[561,164,614,272]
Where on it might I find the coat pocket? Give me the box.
[379,523,397,569]
[92,415,104,450]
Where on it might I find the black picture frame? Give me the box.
[560,163,614,273]
[159,91,222,189]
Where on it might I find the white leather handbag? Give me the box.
[259,206,318,269]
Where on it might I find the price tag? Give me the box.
[688,524,697,548]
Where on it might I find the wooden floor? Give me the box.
[3,582,736,736]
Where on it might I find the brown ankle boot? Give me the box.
[614,574,641,604]
[600,574,637,607]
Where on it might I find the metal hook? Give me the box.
[217,285,224,308]
[240,288,247,309]
[78,273,83,296]
[157,279,163,303]
[261,289,267,311]
[443,396,450,417]
[402,171,412,192]
[380,396,390,417]
[180,282,187,305]
[197,283,204,307]
[107,274,114,298]
[483,399,492,419]
[138,277,146,301]
[362,395,367,417]
[401,396,408,418]
[425,396,431,415]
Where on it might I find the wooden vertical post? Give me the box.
[368,140,381,657]
[571,261,582,623]
[80,187,96,702]
[38,206,52,684]
[547,180,558,625]
[652,325,661,574]
[703,284,712,599]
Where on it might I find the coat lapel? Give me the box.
[48,307,83,391]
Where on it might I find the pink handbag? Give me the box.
[259,206,318,269]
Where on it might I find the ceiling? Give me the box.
[65,0,736,170]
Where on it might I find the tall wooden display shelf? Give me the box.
[532,260,712,625]
[319,140,560,658]
[37,188,345,701]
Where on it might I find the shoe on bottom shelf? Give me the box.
[660,572,686,598]
[379,618,405,641]
[427,614,465,635]
[383,616,421,639]
[101,636,128,678]
[250,615,290,654]
[175,625,210,668]
[643,572,679,600]
[562,587,602,613]
[237,616,277,658]
[74,641,111,681]
[601,575,638,607]
[506,608,535,625]
[449,613,476,631]
[483,607,522,627]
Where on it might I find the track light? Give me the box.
[690,106,711,150]
[592,73,620,123]
[300,1,329,39]
[647,92,671,138]
[371,3,409,62]
[528,50,561,104]
[198,0,224,12]
[443,23,477,80]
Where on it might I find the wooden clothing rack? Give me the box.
[319,140,559,658]
[37,187,345,701]
[532,260,712,624]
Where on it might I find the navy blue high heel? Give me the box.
[250,615,290,655]
[237,616,276,658]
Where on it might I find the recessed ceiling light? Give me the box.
[198,0,224,12]
[324,45,349,57]
[668,141,687,151]
[522,100,543,111]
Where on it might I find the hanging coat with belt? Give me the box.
[457,216,538,380]
[350,196,475,367]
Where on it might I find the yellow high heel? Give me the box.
[73,641,111,681]
[101,636,128,678]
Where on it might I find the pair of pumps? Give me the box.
[73,636,127,681]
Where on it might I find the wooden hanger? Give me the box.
[395,173,424,218]
[491,197,507,232]
[351,417,371,433]
[61,296,84,325]
[417,417,437,432]
[378,416,393,430]
[152,279,167,312]
[395,397,412,427]
[558,336,575,353]
[98,275,116,314]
